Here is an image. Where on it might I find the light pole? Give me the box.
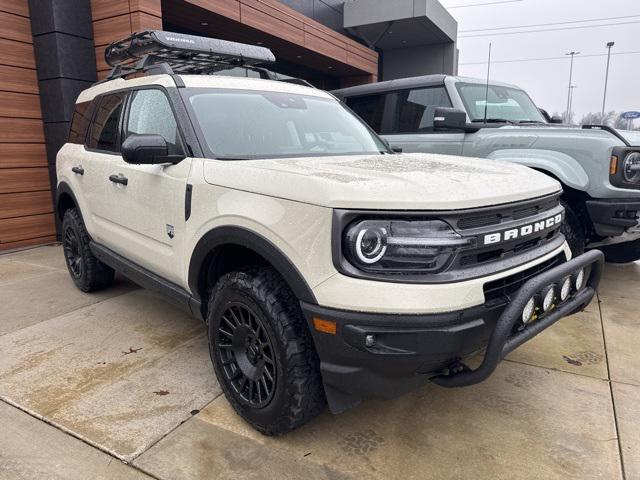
[601,41,615,120]
[568,85,577,124]
[565,51,580,122]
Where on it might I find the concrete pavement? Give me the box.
[0,244,638,479]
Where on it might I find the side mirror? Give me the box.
[549,116,563,124]
[381,138,403,154]
[433,108,468,131]
[121,134,183,165]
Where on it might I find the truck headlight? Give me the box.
[344,219,472,273]
[623,152,640,183]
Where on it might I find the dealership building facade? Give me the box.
[0,0,457,250]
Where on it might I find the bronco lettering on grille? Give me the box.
[483,213,563,246]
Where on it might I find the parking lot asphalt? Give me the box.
[0,244,638,480]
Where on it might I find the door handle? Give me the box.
[71,166,84,175]
[108,174,128,186]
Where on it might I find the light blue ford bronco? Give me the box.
[334,75,640,263]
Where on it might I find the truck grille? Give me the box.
[457,196,558,230]
[483,254,563,304]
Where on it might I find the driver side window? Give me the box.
[125,89,182,155]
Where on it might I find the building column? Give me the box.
[28,0,97,236]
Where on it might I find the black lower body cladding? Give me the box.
[302,250,604,414]
[586,198,640,237]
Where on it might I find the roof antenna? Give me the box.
[483,42,492,124]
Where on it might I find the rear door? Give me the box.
[81,92,128,243]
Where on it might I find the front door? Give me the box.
[101,88,192,284]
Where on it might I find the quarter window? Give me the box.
[87,93,126,152]
[125,89,182,155]
[68,101,93,144]
[392,87,452,133]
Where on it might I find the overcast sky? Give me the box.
[439,0,640,121]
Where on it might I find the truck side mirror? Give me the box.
[433,108,468,131]
[549,116,563,124]
[121,134,183,165]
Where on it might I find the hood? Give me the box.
[618,129,640,146]
[203,152,560,210]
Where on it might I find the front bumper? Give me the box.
[302,250,604,413]
[586,198,640,237]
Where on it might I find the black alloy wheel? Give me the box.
[63,225,83,279]
[217,303,277,408]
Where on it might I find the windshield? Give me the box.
[456,82,546,124]
[186,88,388,159]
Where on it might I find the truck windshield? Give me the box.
[456,82,546,124]
[185,88,388,159]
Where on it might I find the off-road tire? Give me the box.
[61,208,115,292]
[207,267,325,435]
[599,239,640,264]
[561,200,586,257]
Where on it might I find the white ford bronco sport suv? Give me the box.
[56,31,603,435]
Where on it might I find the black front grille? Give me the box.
[483,254,564,304]
[456,196,558,230]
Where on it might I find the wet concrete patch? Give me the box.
[0,400,152,480]
[135,419,353,480]
[2,243,68,270]
[599,294,640,386]
[506,304,607,379]
[183,362,619,480]
[0,270,137,336]
[611,382,640,479]
[0,289,221,461]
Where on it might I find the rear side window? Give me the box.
[68,101,93,144]
[392,87,452,133]
[346,94,385,133]
[87,92,126,153]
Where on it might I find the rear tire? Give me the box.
[599,239,640,264]
[207,267,325,435]
[62,208,115,292]
[561,200,586,257]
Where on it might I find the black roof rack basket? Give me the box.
[103,30,276,81]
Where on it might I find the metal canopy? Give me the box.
[344,0,457,49]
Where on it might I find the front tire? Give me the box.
[62,208,114,292]
[599,239,640,264]
[561,200,586,257]
[207,267,325,435]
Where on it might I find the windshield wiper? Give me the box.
[471,118,516,125]
[517,120,546,125]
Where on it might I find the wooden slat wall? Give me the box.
[0,1,55,251]
[193,0,378,76]
[93,0,377,79]
[91,0,163,79]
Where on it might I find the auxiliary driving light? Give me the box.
[522,297,536,324]
[575,268,586,291]
[542,287,556,312]
[560,277,572,302]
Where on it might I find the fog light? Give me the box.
[365,334,376,347]
[575,269,586,291]
[522,297,536,324]
[542,287,556,312]
[560,277,572,302]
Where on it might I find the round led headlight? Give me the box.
[355,228,388,264]
[575,268,586,291]
[542,287,556,312]
[623,152,640,183]
[560,277,572,302]
[522,297,536,324]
